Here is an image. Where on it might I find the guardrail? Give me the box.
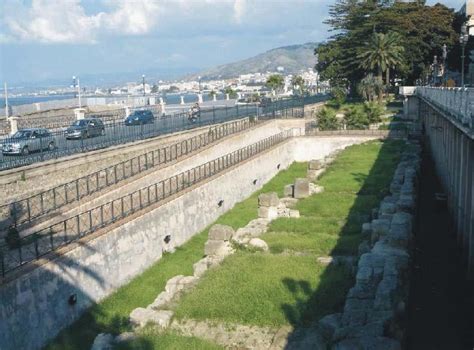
[416,87,474,131]
[304,128,409,138]
[1,95,326,171]
[0,129,295,278]
[0,119,252,230]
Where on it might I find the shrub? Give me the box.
[316,107,340,131]
[344,105,369,129]
[328,86,347,108]
[363,101,385,124]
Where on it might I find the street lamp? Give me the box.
[460,22,469,88]
[442,44,447,86]
[142,74,146,96]
[72,76,81,108]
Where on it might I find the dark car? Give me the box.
[124,110,154,126]
[2,128,55,156]
[66,118,105,139]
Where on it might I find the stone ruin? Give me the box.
[319,141,422,349]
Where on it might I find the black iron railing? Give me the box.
[0,119,253,230]
[0,95,329,171]
[0,129,294,277]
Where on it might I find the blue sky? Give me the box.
[0,0,465,86]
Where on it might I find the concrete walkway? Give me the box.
[406,147,473,349]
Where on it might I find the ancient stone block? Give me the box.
[319,313,341,340]
[248,238,269,251]
[309,183,324,195]
[91,333,114,350]
[289,209,300,218]
[258,192,279,207]
[149,291,173,310]
[208,224,234,241]
[294,178,310,199]
[129,308,173,329]
[308,159,323,170]
[284,184,294,197]
[193,258,209,277]
[204,240,232,257]
[362,223,372,236]
[258,206,278,220]
[280,197,298,208]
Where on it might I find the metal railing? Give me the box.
[0,119,252,230]
[0,96,318,171]
[0,129,295,277]
[416,87,474,131]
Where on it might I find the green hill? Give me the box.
[186,42,319,80]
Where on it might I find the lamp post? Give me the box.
[72,76,81,108]
[142,74,146,96]
[442,44,447,86]
[460,22,469,88]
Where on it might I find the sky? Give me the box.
[0,0,465,87]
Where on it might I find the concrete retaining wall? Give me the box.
[0,135,380,350]
[420,101,474,278]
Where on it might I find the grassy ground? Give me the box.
[47,141,403,349]
[46,163,307,350]
[116,328,223,350]
[174,140,404,329]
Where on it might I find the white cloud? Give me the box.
[3,0,161,44]
[233,0,246,24]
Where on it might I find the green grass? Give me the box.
[48,140,404,348]
[173,140,404,328]
[174,253,352,327]
[46,162,307,350]
[116,329,223,350]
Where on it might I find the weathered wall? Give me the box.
[420,100,474,278]
[0,119,251,204]
[0,135,379,350]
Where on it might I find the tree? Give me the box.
[357,74,384,102]
[316,1,457,86]
[357,32,405,93]
[316,107,340,130]
[344,105,370,130]
[224,87,238,99]
[266,74,284,94]
[208,90,217,98]
[151,84,159,93]
[291,75,305,95]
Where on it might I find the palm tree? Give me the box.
[291,75,305,95]
[357,74,384,101]
[266,74,285,95]
[358,32,404,98]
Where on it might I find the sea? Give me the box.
[0,92,226,109]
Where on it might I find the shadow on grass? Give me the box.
[279,137,405,346]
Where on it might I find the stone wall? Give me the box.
[319,141,422,348]
[0,135,381,350]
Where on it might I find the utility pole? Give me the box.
[142,74,146,97]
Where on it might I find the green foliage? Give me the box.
[343,105,370,129]
[316,1,458,86]
[224,87,238,99]
[358,32,405,85]
[266,74,285,93]
[316,107,340,131]
[357,74,384,101]
[208,90,217,98]
[329,86,346,107]
[363,101,385,123]
[291,75,306,95]
[151,84,159,94]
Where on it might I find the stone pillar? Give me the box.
[9,116,19,135]
[124,106,131,118]
[213,94,217,102]
[180,96,185,105]
[237,92,242,99]
[74,108,86,120]
[159,97,166,115]
[198,93,203,104]
[226,93,230,100]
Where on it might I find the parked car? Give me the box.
[66,118,105,139]
[2,128,55,156]
[124,110,154,125]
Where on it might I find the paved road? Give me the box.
[0,103,261,170]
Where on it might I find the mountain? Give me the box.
[185,42,319,80]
